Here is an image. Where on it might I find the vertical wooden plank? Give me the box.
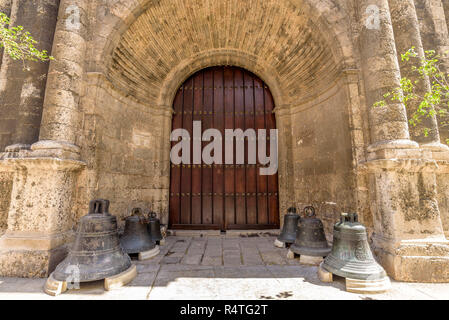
[244,71,257,225]
[254,77,268,225]
[224,67,236,228]
[234,69,246,225]
[191,71,203,225]
[169,86,184,227]
[180,77,193,224]
[213,67,224,229]
[202,69,214,225]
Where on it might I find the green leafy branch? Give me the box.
[374,47,449,144]
[0,12,53,70]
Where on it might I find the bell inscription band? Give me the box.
[288,206,331,265]
[120,208,160,260]
[274,207,300,248]
[318,213,391,294]
[44,200,137,296]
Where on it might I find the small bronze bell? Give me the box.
[148,212,163,243]
[290,206,331,258]
[120,208,156,254]
[277,207,300,245]
[53,199,132,283]
[322,213,388,281]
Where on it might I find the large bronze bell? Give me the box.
[120,208,156,254]
[290,206,331,258]
[277,207,300,245]
[148,212,163,243]
[53,199,132,282]
[322,213,388,280]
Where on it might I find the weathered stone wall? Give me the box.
[291,79,357,238]
[74,74,171,228]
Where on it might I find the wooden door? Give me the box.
[169,66,280,230]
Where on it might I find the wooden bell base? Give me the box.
[44,272,68,296]
[104,264,137,291]
[157,239,166,246]
[138,246,160,261]
[44,264,138,296]
[318,263,391,294]
[286,250,324,266]
[274,239,287,248]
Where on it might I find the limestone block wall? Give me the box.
[291,80,357,238]
[73,74,171,228]
[437,174,449,237]
[0,171,12,235]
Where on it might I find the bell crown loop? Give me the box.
[304,206,316,218]
[287,207,297,215]
[341,212,359,223]
[88,199,110,215]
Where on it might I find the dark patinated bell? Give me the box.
[148,212,163,242]
[322,213,387,280]
[53,199,132,282]
[290,206,331,257]
[120,208,156,254]
[277,207,300,245]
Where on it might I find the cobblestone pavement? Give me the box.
[1,235,449,300]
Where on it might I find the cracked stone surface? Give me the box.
[0,236,449,300]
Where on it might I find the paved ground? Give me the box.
[1,235,449,300]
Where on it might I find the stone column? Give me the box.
[415,0,449,240]
[0,0,12,69]
[38,0,88,151]
[390,0,448,152]
[359,0,418,152]
[0,0,59,152]
[359,0,449,282]
[0,0,88,278]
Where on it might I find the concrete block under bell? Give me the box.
[104,264,137,291]
[138,246,160,261]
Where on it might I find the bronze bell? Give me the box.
[322,213,388,281]
[290,206,331,258]
[277,207,300,245]
[148,212,163,242]
[53,199,132,283]
[120,208,156,254]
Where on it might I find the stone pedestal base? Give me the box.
[318,263,391,294]
[158,239,166,246]
[0,245,68,278]
[274,239,286,248]
[0,144,85,278]
[286,250,323,266]
[373,237,449,282]
[138,246,160,261]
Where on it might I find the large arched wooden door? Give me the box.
[169,66,280,230]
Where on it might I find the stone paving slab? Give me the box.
[0,236,448,300]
